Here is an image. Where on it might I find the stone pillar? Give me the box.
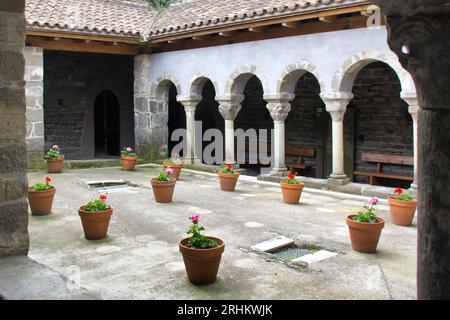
[401,94,419,190]
[0,0,29,257]
[265,94,294,176]
[217,95,244,165]
[321,92,354,185]
[134,54,158,159]
[24,46,44,170]
[177,97,201,164]
[372,5,450,299]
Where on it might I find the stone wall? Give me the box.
[24,47,44,169]
[350,62,413,185]
[0,0,29,257]
[44,51,135,159]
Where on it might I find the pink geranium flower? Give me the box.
[369,197,380,205]
[126,147,133,152]
[165,168,174,175]
[52,145,59,150]
[190,213,201,223]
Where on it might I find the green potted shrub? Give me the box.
[163,152,184,180]
[45,145,64,173]
[218,164,239,192]
[388,188,417,226]
[280,173,305,204]
[78,194,113,240]
[151,168,176,203]
[346,197,385,253]
[121,147,138,171]
[179,214,225,285]
[28,176,56,216]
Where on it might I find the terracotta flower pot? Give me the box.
[28,186,56,216]
[388,196,417,226]
[179,237,225,285]
[151,178,176,203]
[346,215,385,253]
[218,172,239,192]
[121,156,138,171]
[46,155,64,173]
[78,206,113,240]
[280,182,305,204]
[163,161,184,180]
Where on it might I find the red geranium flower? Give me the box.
[227,164,233,169]
[394,188,403,195]
[99,194,108,200]
[288,173,295,180]
[45,177,51,183]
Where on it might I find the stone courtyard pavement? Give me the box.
[2,165,416,299]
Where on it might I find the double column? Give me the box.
[401,93,419,190]
[177,96,201,164]
[217,95,244,165]
[265,94,294,176]
[321,92,354,185]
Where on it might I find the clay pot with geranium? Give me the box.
[28,177,56,216]
[346,197,385,253]
[388,188,417,226]
[280,173,305,204]
[163,152,184,180]
[151,168,176,203]
[78,194,113,240]
[218,164,239,192]
[121,147,138,171]
[179,214,225,285]
[45,145,64,173]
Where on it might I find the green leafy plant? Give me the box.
[219,164,236,174]
[46,145,61,160]
[352,197,380,223]
[187,214,218,249]
[393,188,414,201]
[155,168,174,181]
[284,173,300,184]
[144,0,174,11]
[83,194,111,212]
[32,177,53,192]
[165,152,183,165]
[121,147,137,157]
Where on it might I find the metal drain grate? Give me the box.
[271,245,314,262]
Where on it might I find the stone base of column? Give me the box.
[327,175,350,186]
[268,167,289,177]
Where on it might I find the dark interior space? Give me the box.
[94,90,120,156]
[168,83,186,157]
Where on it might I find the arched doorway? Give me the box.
[167,83,186,157]
[195,80,223,164]
[350,61,413,187]
[94,90,120,156]
[235,75,272,176]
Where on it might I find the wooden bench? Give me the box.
[354,152,414,185]
[285,147,316,175]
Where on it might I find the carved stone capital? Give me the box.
[218,103,242,121]
[321,92,353,122]
[266,102,291,123]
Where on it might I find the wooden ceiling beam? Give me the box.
[281,21,302,28]
[248,26,267,33]
[26,36,141,56]
[219,30,238,37]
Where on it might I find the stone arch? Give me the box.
[277,60,326,95]
[224,65,269,95]
[188,74,219,98]
[332,50,416,95]
[152,75,183,100]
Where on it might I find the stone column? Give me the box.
[265,94,294,176]
[177,97,201,164]
[401,94,419,190]
[24,46,45,170]
[217,95,244,165]
[0,0,29,257]
[321,92,354,185]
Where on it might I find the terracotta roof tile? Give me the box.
[25,0,369,39]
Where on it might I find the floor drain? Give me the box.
[271,245,315,262]
[87,180,134,193]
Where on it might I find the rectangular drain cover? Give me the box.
[251,236,295,253]
[272,246,313,262]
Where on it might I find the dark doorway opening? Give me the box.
[168,84,186,157]
[94,90,120,156]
